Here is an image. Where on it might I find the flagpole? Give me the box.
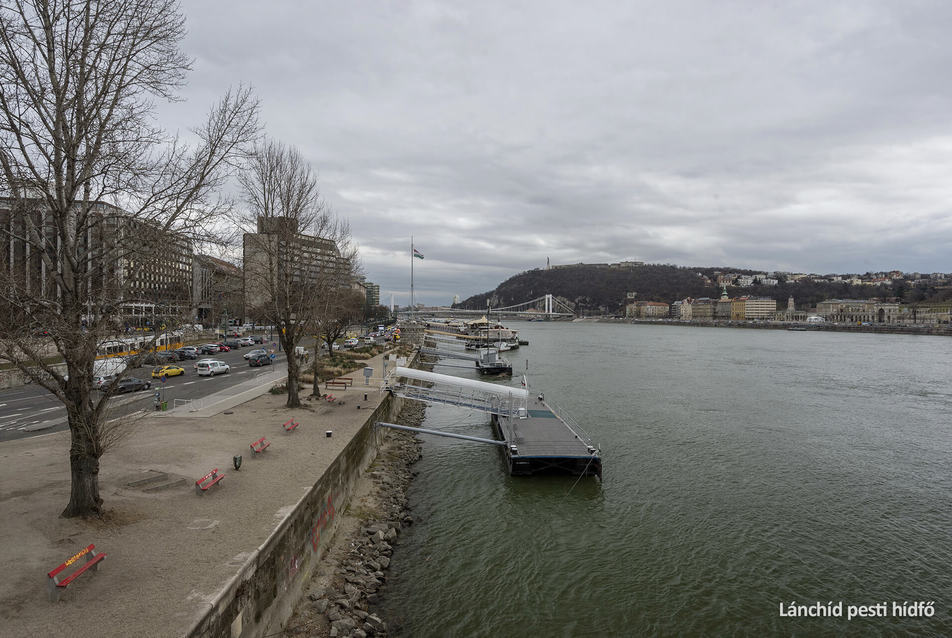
[410,235,414,319]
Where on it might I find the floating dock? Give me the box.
[384,367,601,479]
[491,394,601,477]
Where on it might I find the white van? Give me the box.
[196,360,230,376]
[70,357,126,386]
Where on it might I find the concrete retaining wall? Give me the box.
[185,392,403,638]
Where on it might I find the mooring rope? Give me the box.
[567,451,599,494]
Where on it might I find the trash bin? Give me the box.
[161,401,168,411]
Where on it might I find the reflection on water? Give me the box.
[380,322,952,637]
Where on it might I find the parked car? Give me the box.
[248,352,272,367]
[243,348,267,360]
[198,343,220,354]
[175,346,198,360]
[215,343,231,352]
[110,377,152,393]
[196,360,230,376]
[193,357,214,370]
[92,374,118,389]
[151,364,185,378]
[238,336,255,347]
[223,339,242,348]
[251,335,265,344]
[344,337,359,348]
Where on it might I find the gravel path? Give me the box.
[0,356,395,638]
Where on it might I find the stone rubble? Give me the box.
[283,399,425,637]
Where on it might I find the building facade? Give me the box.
[192,255,243,327]
[626,300,669,318]
[743,297,778,320]
[816,299,899,323]
[242,216,343,321]
[0,198,193,327]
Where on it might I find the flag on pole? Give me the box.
[413,248,424,260]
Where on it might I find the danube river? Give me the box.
[379,321,952,637]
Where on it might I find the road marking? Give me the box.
[183,381,196,385]
[38,406,58,413]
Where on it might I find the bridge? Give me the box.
[399,294,575,319]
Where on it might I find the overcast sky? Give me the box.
[161,1,952,306]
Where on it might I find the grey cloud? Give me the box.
[160,1,952,305]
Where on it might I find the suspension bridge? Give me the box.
[398,293,575,319]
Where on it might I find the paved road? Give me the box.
[0,344,287,442]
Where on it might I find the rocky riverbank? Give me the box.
[282,400,425,638]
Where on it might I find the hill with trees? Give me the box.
[454,264,952,315]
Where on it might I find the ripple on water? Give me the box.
[380,324,952,637]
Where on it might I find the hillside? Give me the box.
[455,264,952,315]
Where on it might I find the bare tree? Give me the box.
[239,140,357,407]
[0,0,259,517]
[309,287,365,392]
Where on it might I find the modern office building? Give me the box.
[242,216,344,321]
[0,197,193,326]
[192,254,243,327]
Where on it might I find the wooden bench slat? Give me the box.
[56,553,106,587]
[48,544,95,579]
[250,437,270,453]
[196,469,224,492]
[48,544,106,601]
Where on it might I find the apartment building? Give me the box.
[0,197,193,325]
[242,216,344,320]
[193,254,243,327]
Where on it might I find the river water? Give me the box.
[379,321,952,637]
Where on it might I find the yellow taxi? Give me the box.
[151,364,185,379]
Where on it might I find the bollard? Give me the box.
[325,430,332,438]
[364,393,368,401]
[233,455,242,471]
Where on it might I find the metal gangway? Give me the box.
[419,346,481,362]
[385,366,528,418]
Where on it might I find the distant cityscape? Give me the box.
[449,260,952,325]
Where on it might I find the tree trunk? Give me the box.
[311,342,322,396]
[61,417,103,518]
[285,352,300,408]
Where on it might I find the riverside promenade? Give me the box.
[0,353,398,638]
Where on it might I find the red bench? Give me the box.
[195,468,224,494]
[250,437,270,455]
[47,544,106,602]
[282,419,299,432]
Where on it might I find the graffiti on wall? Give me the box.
[308,493,337,553]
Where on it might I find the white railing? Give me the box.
[390,380,526,419]
[544,399,599,451]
